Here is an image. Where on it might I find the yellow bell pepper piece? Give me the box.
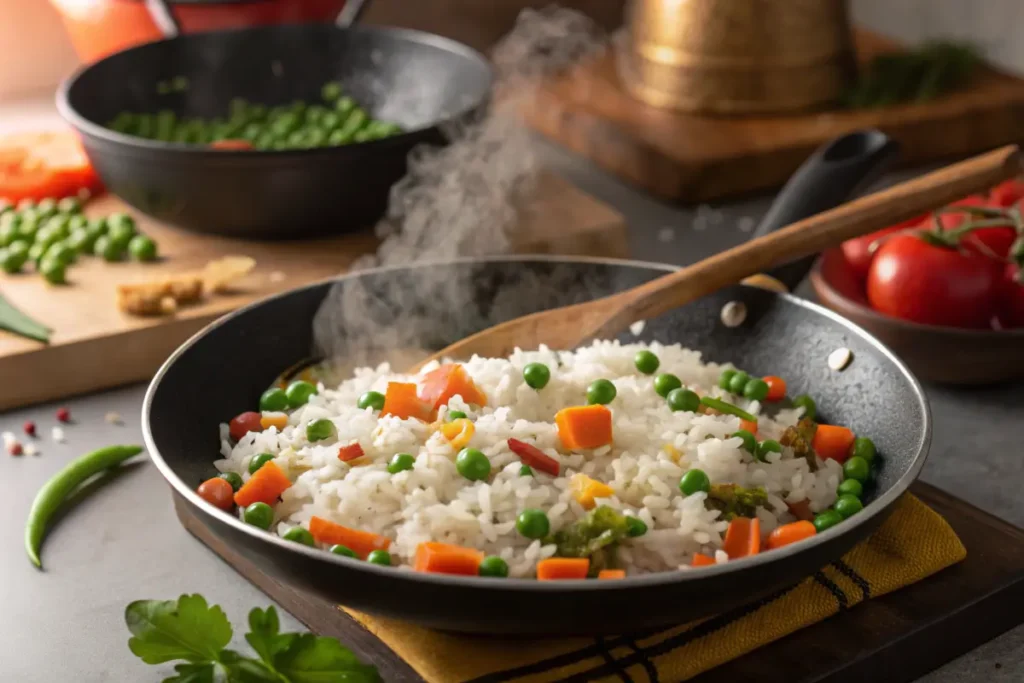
[260,412,288,430]
[569,473,615,510]
[440,418,475,450]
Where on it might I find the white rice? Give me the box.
[216,340,839,578]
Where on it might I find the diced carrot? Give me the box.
[692,553,716,567]
[229,411,263,441]
[555,405,613,450]
[537,557,590,580]
[209,139,254,150]
[381,382,435,421]
[763,376,787,402]
[569,473,615,510]
[440,418,475,450]
[260,413,288,431]
[234,461,291,508]
[812,424,856,464]
[766,520,817,550]
[309,516,391,558]
[597,569,626,579]
[337,442,365,462]
[722,517,761,559]
[413,541,484,575]
[786,499,814,522]
[507,438,560,476]
[739,418,759,436]
[418,364,488,409]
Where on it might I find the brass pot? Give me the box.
[620,0,856,114]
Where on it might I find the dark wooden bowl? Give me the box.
[810,248,1024,385]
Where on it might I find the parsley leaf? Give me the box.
[270,634,380,683]
[126,595,233,665]
[161,662,218,683]
[245,606,291,665]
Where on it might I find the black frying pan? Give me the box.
[56,0,492,239]
[142,131,927,636]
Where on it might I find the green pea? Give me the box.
[36,198,58,219]
[67,215,87,232]
[843,456,870,483]
[0,218,18,247]
[87,217,108,238]
[455,447,491,481]
[586,379,617,405]
[732,429,757,453]
[283,526,316,547]
[523,362,550,389]
[357,390,386,411]
[813,509,843,533]
[16,199,35,212]
[679,469,711,495]
[259,387,289,412]
[57,197,82,214]
[626,516,648,537]
[387,453,415,474]
[479,555,509,577]
[67,228,95,254]
[218,471,244,492]
[39,257,66,285]
[755,439,782,462]
[93,235,124,262]
[27,243,45,267]
[319,111,341,131]
[108,221,136,249]
[285,380,318,407]
[0,244,28,273]
[0,199,11,215]
[366,550,392,566]
[633,350,660,374]
[852,437,876,463]
[335,95,356,115]
[448,410,467,420]
[727,371,750,395]
[243,502,274,529]
[654,373,682,398]
[519,465,533,477]
[248,453,275,474]
[667,387,700,412]
[328,128,353,146]
[129,235,158,261]
[17,214,39,241]
[306,418,336,442]
[793,394,816,420]
[718,369,737,390]
[837,479,863,498]
[45,241,76,266]
[352,129,373,143]
[834,494,864,519]
[743,378,770,401]
[330,544,357,558]
[516,509,550,539]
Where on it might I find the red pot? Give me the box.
[51,0,348,63]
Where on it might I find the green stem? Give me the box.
[0,292,51,343]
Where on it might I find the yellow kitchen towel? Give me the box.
[343,494,966,683]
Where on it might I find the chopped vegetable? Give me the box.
[812,424,856,463]
[739,418,759,435]
[418,363,487,409]
[197,477,234,511]
[755,439,782,462]
[835,494,864,518]
[367,549,392,566]
[722,517,761,559]
[440,417,475,450]
[337,442,365,463]
[699,396,757,422]
[706,484,768,521]
[308,516,391,559]
[381,382,434,421]
[598,569,626,579]
[555,404,613,450]
[516,508,551,539]
[479,555,509,577]
[667,387,700,412]
[766,520,816,550]
[786,499,814,522]
[586,379,617,405]
[283,527,315,546]
[387,453,415,474]
[357,391,385,411]
[455,447,491,481]
[523,362,550,389]
[259,387,289,412]
[0,131,102,202]
[634,350,659,374]
[234,461,291,508]
[743,378,770,401]
[732,429,757,453]
[519,465,533,476]
[414,541,484,575]
[569,472,615,509]
[447,410,467,420]
[679,469,711,496]
[248,453,274,474]
[763,376,787,401]
[507,437,560,476]
[330,544,357,558]
[654,373,682,397]
[306,418,336,442]
[625,516,648,537]
[229,411,263,441]
[25,444,143,568]
[285,380,318,408]
[537,557,589,580]
[546,505,628,575]
[218,471,243,492]
[259,413,288,431]
[692,553,716,567]
[792,394,817,420]
[780,417,819,470]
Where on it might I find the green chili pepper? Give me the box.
[25,445,144,569]
[699,396,757,422]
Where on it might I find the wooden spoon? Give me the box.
[414,145,1021,370]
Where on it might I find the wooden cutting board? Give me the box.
[523,30,1024,203]
[173,482,1024,683]
[0,173,627,411]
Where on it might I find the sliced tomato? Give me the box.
[0,131,102,202]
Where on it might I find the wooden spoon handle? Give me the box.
[621,145,1021,323]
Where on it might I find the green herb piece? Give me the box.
[0,291,51,343]
[546,505,629,576]
[843,41,981,109]
[698,396,757,422]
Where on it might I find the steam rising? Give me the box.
[312,7,608,369]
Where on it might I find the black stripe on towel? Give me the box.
[813,570,849,609]
[625,637,659,683]
[595,636,634,683]
[832,559,872,600]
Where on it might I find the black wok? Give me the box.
[143,131,931,635]
[56,0,492,239]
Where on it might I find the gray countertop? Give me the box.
[2,139,1022,682]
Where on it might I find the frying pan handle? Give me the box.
[754,129,900,291]
[336,0,373,27]
[144,0,181,39]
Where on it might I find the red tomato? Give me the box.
[998,263,1024,329]
[0,131,102,201]
[933,196,1016,260]
[989,179,1024,208]
[229,411,263,441]
[866,233,1003,328]
[840,215,925,282]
